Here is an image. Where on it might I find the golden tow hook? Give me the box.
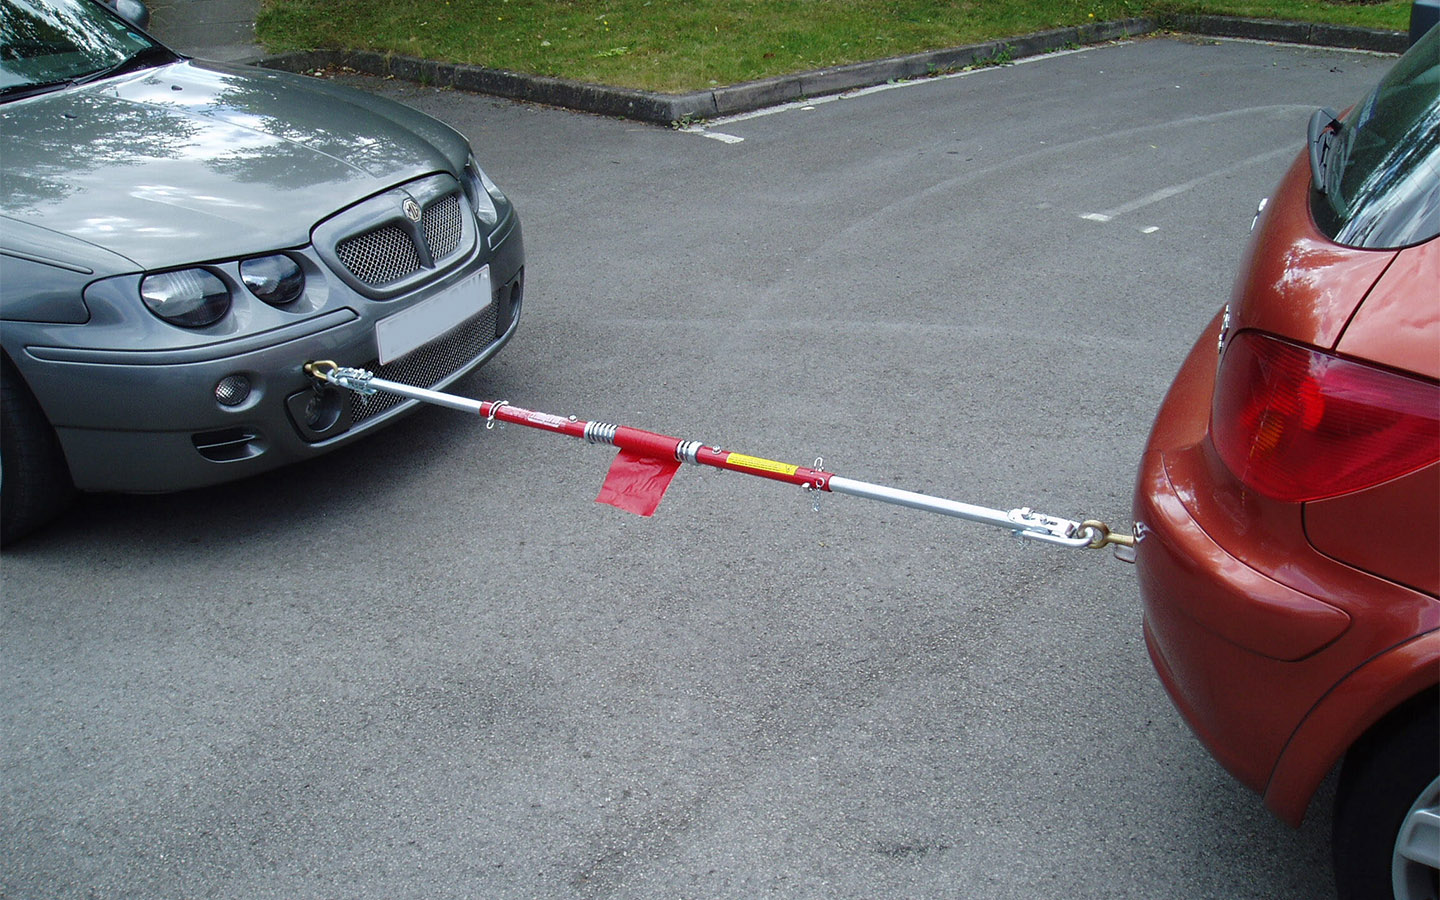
[303,360,338,384]
[1080,519,1138,562]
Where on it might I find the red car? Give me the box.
[1133,24,1439,900]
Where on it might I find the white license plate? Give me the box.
[375,267,491,364]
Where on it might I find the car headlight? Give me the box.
[464,155,500,227]
[140,268,230,327]
[475,162,504,199]
[240,254,305,306]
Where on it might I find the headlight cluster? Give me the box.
[240,255,305,306]
[140,254,305,327]
[139,268,229,327]
[463,155,503,227]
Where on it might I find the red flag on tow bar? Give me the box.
[596,447,681,516]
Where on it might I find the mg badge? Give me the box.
[402,198,422,222]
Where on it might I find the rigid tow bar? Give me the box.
[305,361,1137,560]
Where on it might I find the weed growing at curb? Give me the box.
[971,43,1017,69]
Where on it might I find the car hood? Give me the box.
[0,61,466,271]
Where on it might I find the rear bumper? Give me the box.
[1132,309,1438,824]
[1134,448,1349,797]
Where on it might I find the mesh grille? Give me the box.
[350,303,499,425]
[422,194,463,261]
[335,224,421,286]
[332,191,465,287]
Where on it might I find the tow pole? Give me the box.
[304,361,1137,559]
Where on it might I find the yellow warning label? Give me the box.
[726,453,799,476]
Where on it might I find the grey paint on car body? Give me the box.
[1,60,472,271]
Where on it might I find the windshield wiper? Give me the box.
[0,45,179,104]
[0,79,77,102]
[1308,107,1343,196]
[71,45,179,86]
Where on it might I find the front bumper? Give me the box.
[6,212,523,494]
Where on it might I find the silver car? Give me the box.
[0,0,525,542]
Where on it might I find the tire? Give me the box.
[1333,690,1440,900]
[1,354,75,545]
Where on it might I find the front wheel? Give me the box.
[1334,691,1440,900]
[1,355,75,545]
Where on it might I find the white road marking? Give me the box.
[680,44,1107,143]
[692,130,744,144]
[1079,145,1295,223]
[680,38,1386,145]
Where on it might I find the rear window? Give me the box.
[1311,27,1440,249]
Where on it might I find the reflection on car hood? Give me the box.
[0,61,464,271]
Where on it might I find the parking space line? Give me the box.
[680,45,1106,143]
[1079,145,1296,224]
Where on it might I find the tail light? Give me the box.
[1212,330,1440,502]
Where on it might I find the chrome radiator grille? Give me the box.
[349,303,499,425]
[422,194,463,260]
[334,191,466,287]
[335,224,421,285]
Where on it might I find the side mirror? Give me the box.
[1412,0,1439,46]
[102,0,151,30]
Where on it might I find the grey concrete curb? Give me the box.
[1160,12,1409,53]
[254,15,1408,125]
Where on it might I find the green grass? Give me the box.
[256,0,1414,93]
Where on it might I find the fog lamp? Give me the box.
[214,374,251,407]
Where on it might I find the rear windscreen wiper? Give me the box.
[1308,107,1343,196]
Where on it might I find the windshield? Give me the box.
[0,0,163,97]
[1312,26,1440,249]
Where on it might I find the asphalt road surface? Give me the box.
[1,37,1398,900]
